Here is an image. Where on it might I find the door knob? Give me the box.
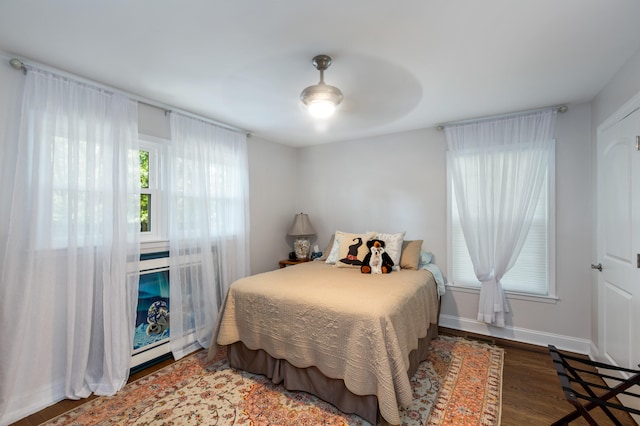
[591,263,603,272]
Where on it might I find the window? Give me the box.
[136,133,246,244]
[48,135,107,249]
[170,144,247,238]
[448,148,556,298]
[139,135,166,242]
[140,149,150,232]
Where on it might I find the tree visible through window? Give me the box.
[140,150,150,232]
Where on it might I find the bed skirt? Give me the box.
[227,323,439,425]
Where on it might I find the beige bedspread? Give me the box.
[209,261,439,425]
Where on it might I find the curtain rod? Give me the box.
[435,104,568,131]
[8,56,251,136]
[163,109,252,137]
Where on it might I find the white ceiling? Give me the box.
[1,1,640,147]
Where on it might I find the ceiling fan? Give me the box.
[300,54,343,119]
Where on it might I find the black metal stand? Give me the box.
[548,345,640,425]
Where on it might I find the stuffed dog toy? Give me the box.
[369,244,385,274]
[361,239,394,274]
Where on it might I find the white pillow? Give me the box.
[372,231,406,271]
[335,231,377,268]
[418,250,433,267]
[325,235,341,264]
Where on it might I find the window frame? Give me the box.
[139,134,168,244]
[445,145,557,302]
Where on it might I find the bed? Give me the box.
[207,259,441,425]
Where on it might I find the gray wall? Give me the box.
[297,127,447,256]
[247,136,297,274]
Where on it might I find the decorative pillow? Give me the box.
[400,240,423,270]
[372,231,405,271]
[318,234,335,261]
[418,250,433,267]
[335,231,376,268]
[324,234,341,264]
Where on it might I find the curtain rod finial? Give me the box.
[9,58,26,74]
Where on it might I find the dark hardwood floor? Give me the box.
[11,355,180,426]
[11,329,637,425]
[444,328,637,426]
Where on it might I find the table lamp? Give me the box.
[287,213,316,260]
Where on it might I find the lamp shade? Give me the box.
[287,213,316,236]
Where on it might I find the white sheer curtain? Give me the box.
[445,110,556,327]
[0,69,140,423]
[168,112,250,360]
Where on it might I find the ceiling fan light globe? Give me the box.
[300,83,343,119]
[308,100,336,118]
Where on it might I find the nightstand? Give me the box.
[279,259,310,268]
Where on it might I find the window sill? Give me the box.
[445,283,558,304]
[141,240,169,254]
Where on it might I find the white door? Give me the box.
[597,105,640,419]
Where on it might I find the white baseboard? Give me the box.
[439,314,592,355]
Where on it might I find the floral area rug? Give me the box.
[44,336,503,426]
[426,337,503,425]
